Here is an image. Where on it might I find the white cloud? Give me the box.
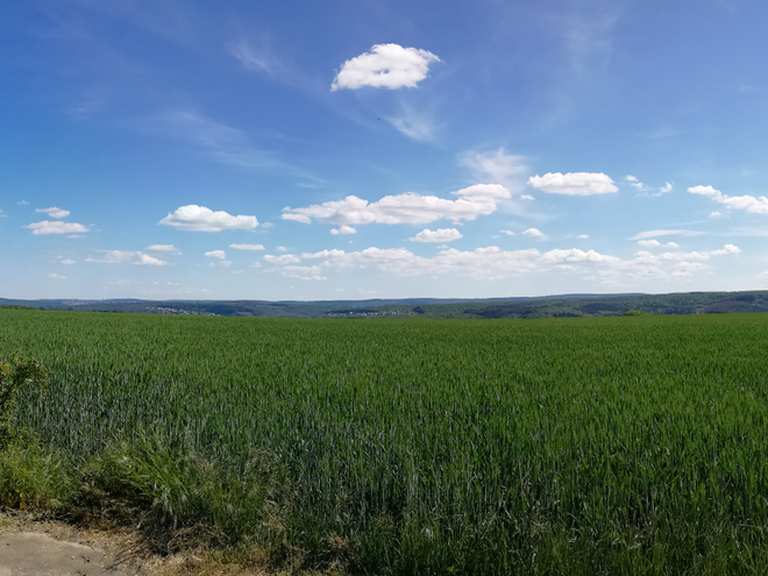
[522,227,546,240]
[330,225,357,236]
[86,250,166,267]
[460,148,530,193]
[575,234,590,240]
[205,250,232,268]
[625,174,644,191]
[502,227,547,240]
[528,172,618,196]
[282,184,510,228]
[637,239,661,248]
[646,244,740,262]
[146,244,180,253]
[637,239,680,249]
[631,229,703,241]
[16,200,30,206]
[331,43,440,91]
[624,176,672,197]
[688,184,768,215]
[137,253,166,266]
[409,227,462,243]
[48,273,67,280]
[160,205,259,232]
[229,243,266,251]
[26,221,89,236]
[261,241,741,283]
[280,265,327,281]
[264,253,302,265]
[709,211,723,220]
[36,206,70,219]
[58,257,77,265]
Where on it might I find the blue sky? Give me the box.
[2,0,768,300]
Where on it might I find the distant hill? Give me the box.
[4,291,768,318]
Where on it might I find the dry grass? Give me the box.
[0,512,340,576]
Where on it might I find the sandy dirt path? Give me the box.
[0,530,136,576]
[0,513,278,575]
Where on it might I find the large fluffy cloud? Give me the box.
[528,172,618,196]
[26,221,89,236]
[331,43,440,91]
[160,205,259,232]
[282,184,510,227]
[688,184,768,215]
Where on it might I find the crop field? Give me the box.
[2,308,768,575]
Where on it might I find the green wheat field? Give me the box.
[3,308,768,575]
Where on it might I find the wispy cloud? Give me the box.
[557,10,620,72]
[460,148,530,193]
[86,250,166,267]
[625,175,673,197]
[387,103,436,142]
[228,38,275,74]
[631,229,704,241]
[156,109,323,184]
[229,243,266,252]
[159,110,279,170]
[146,244,180,254]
